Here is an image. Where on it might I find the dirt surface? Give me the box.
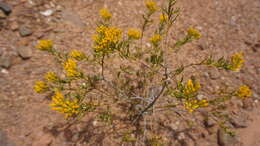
[0,0,259,145]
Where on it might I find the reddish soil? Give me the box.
[0,0,259,145]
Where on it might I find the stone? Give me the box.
[204,118,216,128]
[208,68,220,80]
[10,21,19,31]
[197,94,206,100]
[40,9,54,16]
[19,25,33,37]
[0,10,6,18]
[1,68,8,74]
[217,129,239,146]
[17,47,32,59]
[0,2,12,15]
[0,55,11,69]
[230,117,247,128]
[203,72,209,78]
[61,10,85,27]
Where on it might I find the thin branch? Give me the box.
[133,67,169,123]
[101,54,105,80]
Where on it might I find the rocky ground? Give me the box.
[0,0,259,145]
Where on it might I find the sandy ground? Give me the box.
[0,0,259,145]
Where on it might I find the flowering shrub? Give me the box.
[34,0,252,144]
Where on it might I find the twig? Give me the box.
[101,54,105,80]
[133,67,169,123]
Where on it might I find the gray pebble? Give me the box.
[0,2,12,15]
[0,55,11,69]
[17,47,32,59]
[19,25,33,37]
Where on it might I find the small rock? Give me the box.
[177,132,186,140]
[230,116,247,128]
[40,9,54,16]
[0,10,6,18]
[204,118,216,128]
[19,25,33,37]
[10,21,19,31]
[0,2,12,15]
[203,72,210,78]
[17,47,32,59]
[217,129,239,146]
[146,43,151,48]
[61,10,85,27]
[0,55,11,69]
[208,68,220,80]
[197,94,206,100]
[1,69,9,74]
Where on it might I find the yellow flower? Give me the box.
[236,85,252,99]
[145,1,158,13]
[69,50,86,61]
[187,28,201,40]
[127,28,141,40]
[184,99,208,112]
[45,72,59,82]
[64,59,80,77]
[150,34,162,46]
[99,8,112,20]
[36,40,53,51]
[160,14,168,23]
[230,52,244,72]
[184,79,200,96]
[50,91,80,118]
[34,81,48,93]
[93,25,122,53]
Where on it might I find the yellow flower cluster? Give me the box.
[160,14,168,23]
[127,28,141,40]
[236,85,252,99]
[93,25,122,53]
[187,28,201,40]
[50,91,80,118]
[34,81,48,93]
[64,59,80,77]
[145,1,158,13]
[184,99,209,112]
[36,40,53,51]
[69,50,86,61]
[45,72,59,82]
[99,8,112,20]
[150,34,162,46]
[184,79,201,96]
[230,52,244,72]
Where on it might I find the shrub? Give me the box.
[34,0,251,144]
